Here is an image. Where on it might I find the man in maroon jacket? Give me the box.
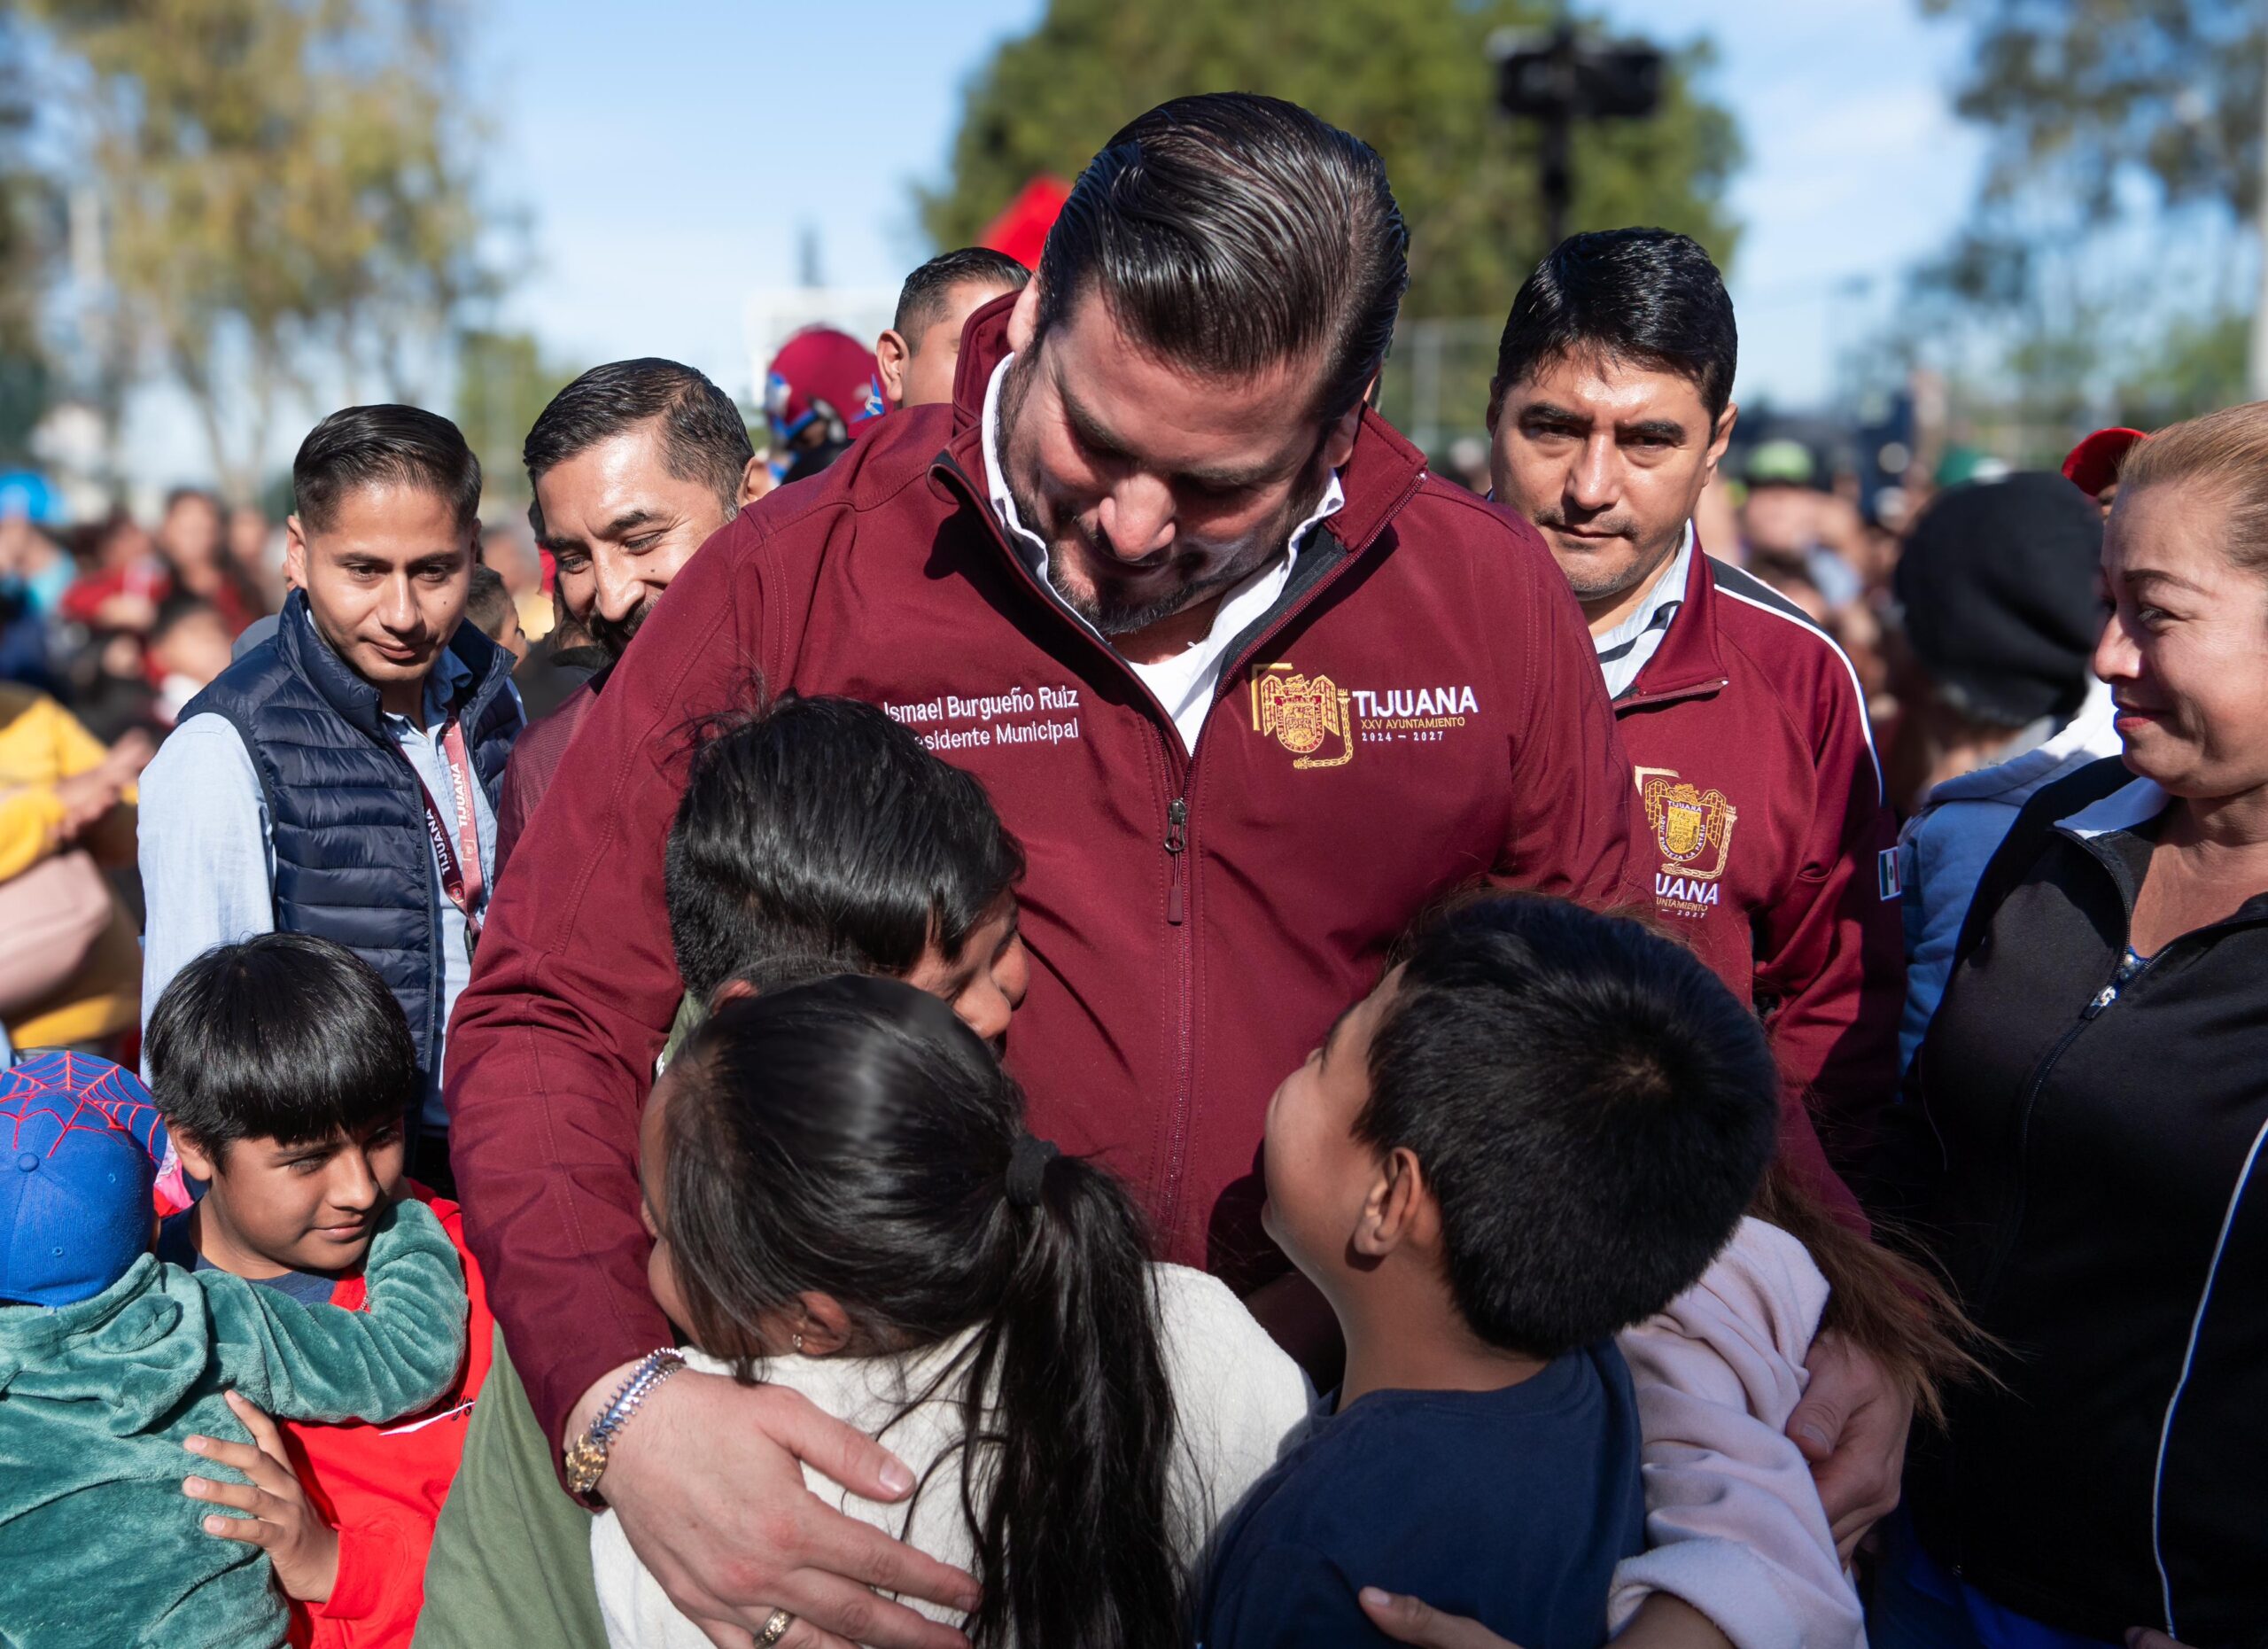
[1489,228,1912,1562]
[447,95,1635,1645]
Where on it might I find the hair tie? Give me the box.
[1006,1132,1060,1209]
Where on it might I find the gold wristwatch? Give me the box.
[564,1349,686,1497]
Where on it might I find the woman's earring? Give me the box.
[792,1330,805,1354]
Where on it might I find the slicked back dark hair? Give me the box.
[1491,229,1738,425]
[664,693,1025,1000]
[292,404,482,536]
[1037,92,1408,424]
[146,933,421,1158]
[895,246,1030,344]
[522,358,754,538]
[1360,895,1776,1357]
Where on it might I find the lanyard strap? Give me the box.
[398,715,485,938]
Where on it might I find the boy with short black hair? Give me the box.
[0,1048,465,1649]
[1198,894,1781,1648]
[664,692,1029,1045]
[149,932,495,1649]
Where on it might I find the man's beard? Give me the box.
[588,599,654,660]
[998,353,1317,638]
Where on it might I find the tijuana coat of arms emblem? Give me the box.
[1639,770,1737,880]
[1251,668,1355,769]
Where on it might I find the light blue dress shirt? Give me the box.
[137,615,501,1128]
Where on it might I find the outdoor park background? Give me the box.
[0,0,2261,525]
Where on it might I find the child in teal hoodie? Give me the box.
[0,1051,467,1648]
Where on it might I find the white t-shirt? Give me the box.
[592,1263,1314,1648]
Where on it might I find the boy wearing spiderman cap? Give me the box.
[0,1047,465,1649]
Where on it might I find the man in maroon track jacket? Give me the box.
[1490,229,1912,1563]
[447,97,1637,1646]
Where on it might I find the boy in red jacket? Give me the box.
[146,931,490,1648]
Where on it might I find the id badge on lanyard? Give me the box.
[402,717,485,961]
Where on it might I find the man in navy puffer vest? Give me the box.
[139,407,522,1193]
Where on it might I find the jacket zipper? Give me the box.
[1165,798,1188,924]
[1977,946,2157,1311]
[929,451,1397,1248]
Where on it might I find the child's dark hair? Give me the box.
[664,694,1024,999]
[1363,894,1777,1356]
[146,934,420,1156]
[464,564,514,639]
[658,975,1182,1649]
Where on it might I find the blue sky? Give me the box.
[118,0,1988,485]
[475,0,1984,407]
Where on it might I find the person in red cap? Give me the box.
[2062,425,2147,517]
[764,326,885,486]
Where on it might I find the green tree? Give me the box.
[920,0,1743,324]
[1905,0,2265,424]
[1925,0,2259,228]
[0,13,53,466]
[25,0,500,500]
[453,327,580,515]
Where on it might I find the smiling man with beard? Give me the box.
[492,359,768,875]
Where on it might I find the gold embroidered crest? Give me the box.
[1251,665,1355,769]
[1638,768,1737,881]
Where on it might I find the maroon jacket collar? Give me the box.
[943,291,1427,559]
[1618,534,1731,710]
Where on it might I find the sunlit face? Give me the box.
[2094,482,2268,800]
[888,278,1021,410]
[286,485,474,696]
[998,283,1359,641]
[533,421,742,659]
[904,898,1030,1046]
[1261,971,1398,1304]
[1489,351,1733,619]
[175,1116,406,1277]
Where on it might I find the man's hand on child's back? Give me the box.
[586,1364,981,1649]
[1786,1330,1914,1559]
[183,1389,341,1603]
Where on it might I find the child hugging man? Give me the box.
[1198,894,1782,1649]
[148,932,497,1649]
[0,1048,465,1649]
[416,690,1030,1646]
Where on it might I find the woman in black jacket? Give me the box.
[1871,402,2268,1649]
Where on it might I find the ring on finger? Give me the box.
[757,1609,795,1647]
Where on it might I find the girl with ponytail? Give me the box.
[591,973,1312,1649]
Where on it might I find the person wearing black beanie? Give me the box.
[1891,470,2126,1070]
[1891,471,2107,772]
